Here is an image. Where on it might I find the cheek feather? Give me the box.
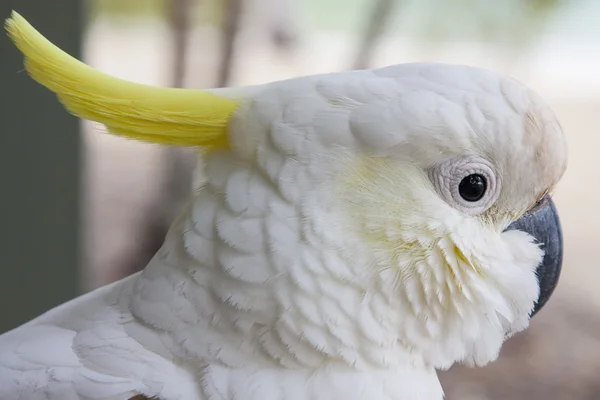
[327,155,541,367]
[335,156,488,313]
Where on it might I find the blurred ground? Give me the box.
[81,10,600,399]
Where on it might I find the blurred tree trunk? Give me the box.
[218,0,243,87]
[0,0,82,332]
[352,0,398,70]
[169,0,190,89]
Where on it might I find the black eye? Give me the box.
[458,174,487,202]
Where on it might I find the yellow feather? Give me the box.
[4,11,240,148]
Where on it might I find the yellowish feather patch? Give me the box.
[5,11,239,148]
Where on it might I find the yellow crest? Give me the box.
[5,11,240,148]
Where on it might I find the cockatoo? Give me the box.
[0,11,567,400]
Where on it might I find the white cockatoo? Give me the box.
[0,12,567,400]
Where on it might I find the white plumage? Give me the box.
[0,40,567,399]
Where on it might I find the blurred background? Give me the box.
[1,0,600,398]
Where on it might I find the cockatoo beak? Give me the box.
[505,196,563,317]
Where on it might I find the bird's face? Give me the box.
[329,156,561,368]
[246,63,568,369]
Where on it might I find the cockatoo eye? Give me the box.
[429,156,501,215]
[458,174,487,202]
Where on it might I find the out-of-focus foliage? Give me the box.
[90,0,567,48]
[89,0,224,27]
[395,0,565,45]
[88,0,165,19]
[303,0,368,32]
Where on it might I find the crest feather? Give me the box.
[5,11,239,148]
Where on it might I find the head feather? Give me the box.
[5,11,239,148]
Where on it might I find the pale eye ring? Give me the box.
[429,156,500,215]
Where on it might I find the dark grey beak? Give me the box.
[505,196,563,317]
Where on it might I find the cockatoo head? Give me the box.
[7,12,567,372]
[224,63,567,368]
